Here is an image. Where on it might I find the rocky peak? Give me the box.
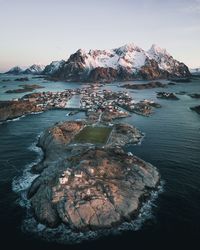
[43,42,191,81]
[5,66,23,74]
[43,60,65,75]
[114,43,144,55]
[23,64,45,74]
[67,49,88,64]
[148,44,171,58]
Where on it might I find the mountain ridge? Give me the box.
[45,43,190,82]
[5,64,45,75]
[4,43,191,81]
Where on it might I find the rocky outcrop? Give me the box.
[43,60,65,75]
[157,92,179,100]
[29,148,159,230]
[190,105,200,114]
[5,84,44,94]
[28,121,159,231]
[88,67,118,82]
[0,100,44,121]
[14,77,29,81]
[188,93,200,99]
[122,81,166,90]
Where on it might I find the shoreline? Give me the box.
[12,131,163,244]
[25,120,160,232]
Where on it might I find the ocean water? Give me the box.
[0,76,200,249]
[0,74,90,101]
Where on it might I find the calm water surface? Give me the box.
[0,75,200,249]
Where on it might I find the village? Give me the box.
[9,83,161,123]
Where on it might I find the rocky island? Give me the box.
[5,84,44,94]
[0,100,44,121]
[188,93,200,99]
[14,77,29,82]
[121,81,166,90]
[190,105,200,115]
[28,121,160,230]
[157,92,179,100]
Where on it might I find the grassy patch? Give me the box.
[74,126,112,144]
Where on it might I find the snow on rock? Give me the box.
[36,43,192,81]
[5,66,23,74]
[43,60,65,75]
[23,64,46,74]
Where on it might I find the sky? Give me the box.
[0,0,200,72]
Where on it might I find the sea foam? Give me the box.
[12,134,43,206]
[21,181,164,244]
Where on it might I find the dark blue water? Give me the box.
[0,79,200,249]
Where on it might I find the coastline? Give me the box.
[12,129,163,244]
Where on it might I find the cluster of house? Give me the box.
[80,88,134,113]
[59,168,86,185]
[21,90,76,109]
[19,84,157,117]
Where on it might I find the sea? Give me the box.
[0,74,200,249]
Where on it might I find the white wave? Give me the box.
[137,132,146,146]
[30,111,44,115]
[0,117,23,125]
[0,111,44,124]
[12,135,43,197]
[4,115,26,123]
[21,181,164,245]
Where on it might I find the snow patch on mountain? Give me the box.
[5,66,23,74]
[43,60,65,75]
[24,64,45,74]
[59,43,183,74]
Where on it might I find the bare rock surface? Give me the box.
[0,100,44,122]
[28,121,160,231]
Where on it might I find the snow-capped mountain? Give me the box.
[5,66,23,74]
[5,64,45,75]
[23,64,45,74]
[45,43,190,82]
[43,60,65,75]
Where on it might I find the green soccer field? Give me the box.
[74,126,112,144]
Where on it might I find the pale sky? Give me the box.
[0,0,200,72]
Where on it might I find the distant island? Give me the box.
[5,84,44,94]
